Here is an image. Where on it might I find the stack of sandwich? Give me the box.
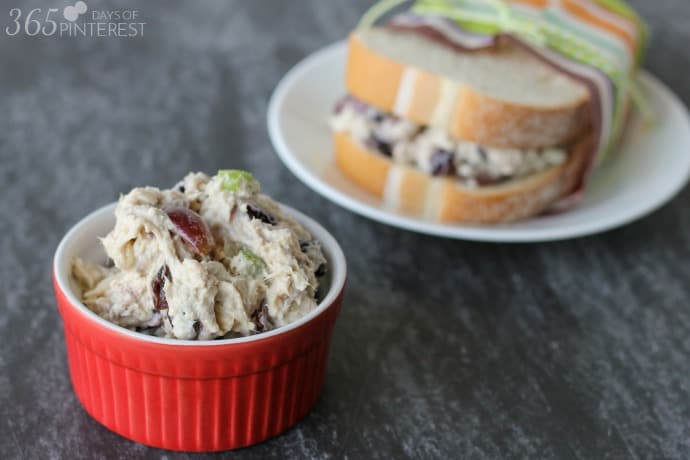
[330,2,645,224]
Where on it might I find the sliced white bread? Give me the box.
[334,131,593,224]
[346,27,592,149]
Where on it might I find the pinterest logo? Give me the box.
[4,2,144,38]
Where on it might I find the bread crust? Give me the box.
[345,32,591,149]
[333,132,593,224]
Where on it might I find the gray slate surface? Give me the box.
[1,0,690,459]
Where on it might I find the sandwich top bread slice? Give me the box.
[346,27,592,150]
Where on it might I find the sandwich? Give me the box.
[330,1,647,224]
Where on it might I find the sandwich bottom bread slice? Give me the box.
[331,96,593,224]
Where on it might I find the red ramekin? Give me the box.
[53,203,346,452]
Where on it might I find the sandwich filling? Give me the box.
[331,95,568,187]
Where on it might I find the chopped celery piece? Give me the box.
[240,248,265,276]
[217,169,256,192]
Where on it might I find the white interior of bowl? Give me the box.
[53,202,347,346]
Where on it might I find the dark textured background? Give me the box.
[2,0,690,458]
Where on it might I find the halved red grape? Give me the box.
[431,149,454,176]
[166,207,215,256]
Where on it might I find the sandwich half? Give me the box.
[331,26,595,224]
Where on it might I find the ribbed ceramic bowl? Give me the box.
[52,203,346,452]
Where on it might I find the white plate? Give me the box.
[268,41,690,242]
